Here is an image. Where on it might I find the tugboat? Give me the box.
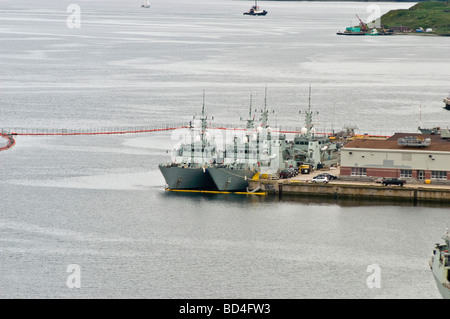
[243,0,267,16]
[158,93,218,191]
[430,228,450,299]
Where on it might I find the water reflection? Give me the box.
[161,190,450,208]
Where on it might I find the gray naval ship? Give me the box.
[206,87,341,192]
[430,228,450,299]
[207,93,288,192]
[158,95,218,190]
[205,101,259,192]
[159,88,341,192]
[285,86,341,169]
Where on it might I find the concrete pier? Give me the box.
[249,179,450,203]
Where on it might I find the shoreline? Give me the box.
[393,32,450,37]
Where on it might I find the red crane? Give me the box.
[356,14,368,31]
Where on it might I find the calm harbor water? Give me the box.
[1,0,449,299]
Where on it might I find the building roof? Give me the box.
[343,133,450,152]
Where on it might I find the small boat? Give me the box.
[444,95,450,110]
[378,29,394,35]
[141,0,150,8]
[418,127,440,135]
[243,0,267,16]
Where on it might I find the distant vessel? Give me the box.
[336,27,366,36]
[158,94,218,190]
[444,95,450,110]
[141,0,150,8]
[364,28,393,36]
[243,0,267,16]
[377,29,394,35]
[337,14,368,35]
[365,28,379,36]
[430,229,450,299]
[337,14,392,36]
[417,104,442,134]
[418,127,441,135]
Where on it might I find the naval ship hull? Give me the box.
[207,167,256,192]
[444,97,450,110]
[430,243,450,299]
[159,165,217,190]
[432,273,450,299]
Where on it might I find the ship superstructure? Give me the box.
[243,0,267,16]
[287,86,341,169]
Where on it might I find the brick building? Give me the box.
[340,133,450,183]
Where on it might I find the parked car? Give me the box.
[316,173,337,180]
[279,169,294,179]
[381,178,406,186]
[311,176,329,183]
[287,167,297,176]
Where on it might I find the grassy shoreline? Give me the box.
[379,1,450,36]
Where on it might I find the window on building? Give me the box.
[400,169,412,178]
[351,167,366,176]
[431,171,447,180]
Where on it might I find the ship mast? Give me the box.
[201,90,207,145]
[261,86,269,128]
[445,227,450,247]
[246,94,254,130]
[200,90,208,161]
[190,91,208,164]
[261,86,272,160]
[244,95,254,162]
[305,84,313,139]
